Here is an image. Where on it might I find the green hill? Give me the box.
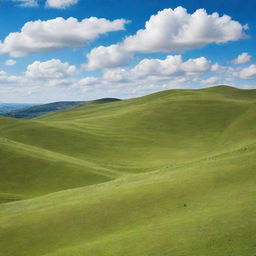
[0,85,255,256]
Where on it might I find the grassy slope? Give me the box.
[0,86,256,255]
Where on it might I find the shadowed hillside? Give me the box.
[0,86,255,256]
[0,103,36,115]
[4,98,121,119]
[4,101,84,119]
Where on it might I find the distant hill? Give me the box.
[5,101,84,119]
[4,98,121,119]
[0,103,36,115]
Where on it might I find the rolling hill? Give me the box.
[0,85,255,256]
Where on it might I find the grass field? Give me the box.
[0,85,255,256]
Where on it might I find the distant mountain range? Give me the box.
[1,98,121,119]
[0,103,36,115]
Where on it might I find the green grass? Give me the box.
[0,85,256,256]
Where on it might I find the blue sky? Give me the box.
[0,0,256,103]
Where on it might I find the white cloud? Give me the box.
[182,57,212,73]
[240,64,256,79]
[95,55,247,94]
[130,55,212,78]
[0,70,7,76]
[122,7,247,53]
[0,71,25,84]
[202,76,219,85]
[46,0,78,9]
[231,52,252,64]
[74,77,100,87]
[85,44,133,71]
[1,54,256,103]
[4,59,17,66]
[131,55,183,77]
[80,55,213,88]
[25,59,76,79]
[46,79,71,87]
[102,68,130,82]
[210,63,234,73]
[11,0,38,7]
[0,17,128,57]
[9,0,78,8]
[83,7,247,70]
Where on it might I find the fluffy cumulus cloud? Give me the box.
[85,44,133,71]
[122,7,247,53]
[84,7,247,70]
[0,17,128,57]
[0,54,255,103]
[96,55,241,90]
[202,76,220,86]
[25,59,76,79]
[130,55,212,78]
[9,0,79,8]
[72,76,100,88]
[45,0,78,9]
[4,59,16,66]
[231,52,252,64]
[0,70,25,84]
[1,6,254,102]
[239,65,256,79]
[102,68,130,82]
[96,55,225,88]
